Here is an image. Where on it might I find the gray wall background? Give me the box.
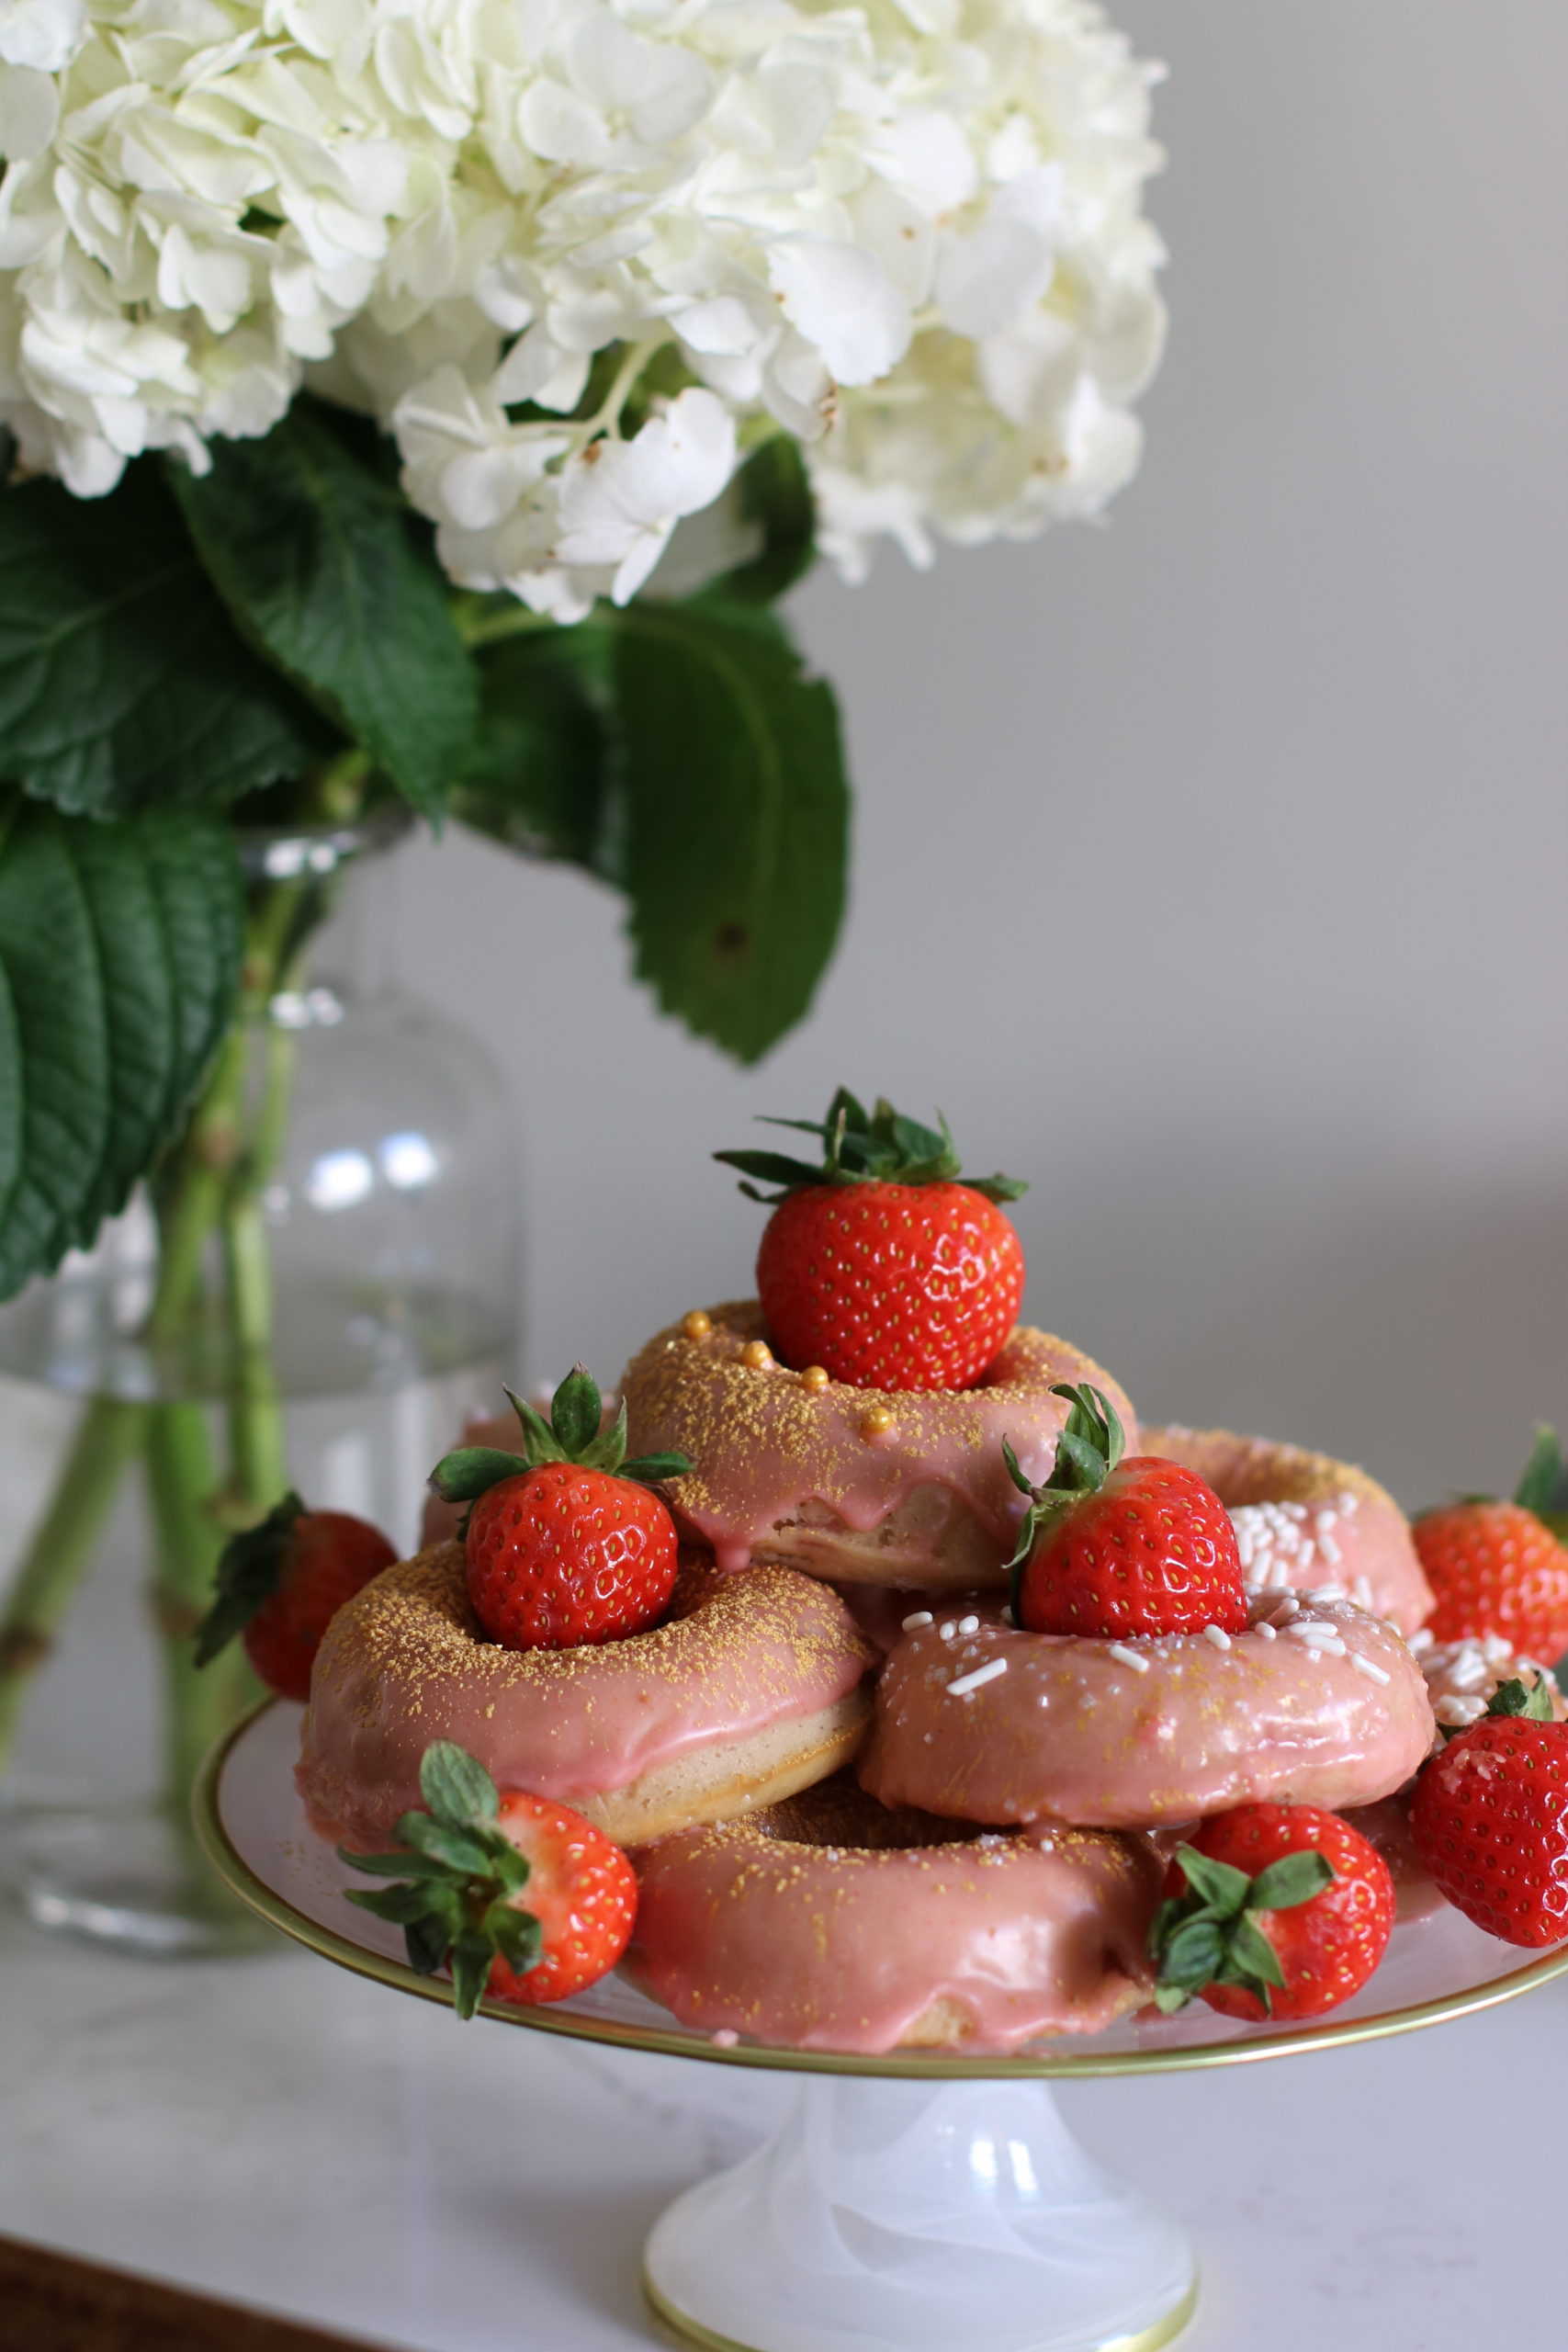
[391,2,1568,1512]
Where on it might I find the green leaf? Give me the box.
[619,1452,695,1483]
[1158,1916,1226,1989]
[710,436,818,605]
[428,1447,529,1506]
[0,801,244,1299]
[192,1491,305,1666]
[1514,1427,1563,1518]
[170,401,477,824]
[1247,1851,1336,1913]
[1169,1846,1251,1917]
[449,1928,496,2020]
[1487,1676,1556,1722]
[0,464,329,816]
[612,601,847,1065]
[454,623,619,876]
[486,1898,543,1974]
[550,1364,603,1460]
[404,1908,459,1981]
[418,1740,500,1827]
[396,1815,499,1877]
[1229,1913,1288,1991]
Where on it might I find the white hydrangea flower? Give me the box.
[0,0,1166,605]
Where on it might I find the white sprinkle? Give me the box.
[1286,1623,1346,1653]
[1257,1621,1277,1642]
[1318,1532,1343,1566]
[711,2030,739,2049]
[939,1622,957,1641]
[958,1613,980,1634]
[1483,1633,1514,1665]
[947,1657,1009,1699]
[1203,1624,1233,1651]
[1407,1627,1434,1655]
[1314,1511,1337,1536]
[1038,1691,1050,1708]
[1339,1491,1359,1514]
[1435,1693,1486,1726]
[1108,1643,1152,1674]
[1350,1654,1392,1686]
[1308,1584,1343,1604]
[1272,1595,1301,1622]
[1297,1541,1315,1574]
[901,1611,933,1632]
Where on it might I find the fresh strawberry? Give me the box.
[1149,1804,1395,2020]
[715,1088,1027,1392]
[343,1742,637,2015]
[1004,1384,1247,1639]
[429,1367,691,1652]
[1413,1427,1568,1659]
[1410,1676,1568,1946]
[194,1493,397,1702]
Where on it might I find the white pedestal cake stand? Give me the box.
[196,1705,1568,2352]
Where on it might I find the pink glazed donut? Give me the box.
[619,1301,1138,1592]
[297,1546,875,1849]
[628,1776,1163,2054]
[1141,1424,1432,1634]
[859,1590,1435,1831]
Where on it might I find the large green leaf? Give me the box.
[716,436,818,605]
[0,465,330,817]
[172,402,478,823]
[0,801,243,1296]
[613,600,847,1063]
[454,623,620,879]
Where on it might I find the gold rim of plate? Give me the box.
[642,2269,1201,2352]
[193,1702,1568,2081]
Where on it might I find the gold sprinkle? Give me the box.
[799,1365,830,1394]
[682,1309,712,1340]
[860,1407,896,1439]
[741,1339,774,1372]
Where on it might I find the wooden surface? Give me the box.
[0,2232,387,2352]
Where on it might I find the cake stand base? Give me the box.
[642,2075,1196,2352]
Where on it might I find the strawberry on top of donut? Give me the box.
[1414,1424,1568,1661]
[342,1740,637,2015]
[1149,1804,1394,2021]
[429,1368,692,1654]
[714,1087,1026,1393]
[1005,1384,1248,1640]
[193,1492,398,1702]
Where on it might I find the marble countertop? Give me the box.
[0,1900,1558,2352]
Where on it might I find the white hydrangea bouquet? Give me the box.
[0,0,1164,1306]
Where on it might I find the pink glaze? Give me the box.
[860,1592,1435,1830]
[629,1804,1163,2054]
[620,1302,1138,1576]
[296,1545,874,1847]
[1141,1423,1432,1634]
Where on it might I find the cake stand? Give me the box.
[195,1704,1568,2352]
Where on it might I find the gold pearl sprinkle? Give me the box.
[860,1407,896,1440]
[682,1309,712,1340]
[799,1364,830,1394]
[741,1339,774,1372]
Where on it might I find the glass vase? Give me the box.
[0,810,521,1952]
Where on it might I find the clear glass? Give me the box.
[0,816,522,1951]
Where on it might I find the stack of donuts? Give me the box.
[296,1091,1561,2052]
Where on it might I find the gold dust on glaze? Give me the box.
[619,1299,1138,1545]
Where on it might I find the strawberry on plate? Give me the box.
[429,1366,692,1653]
[1414,1426,1568,1660]
[1004,1383,1248,1640]
[194,1494,398,1702]
[342,1742,637,2016]
[1410,1675,1568,1947]
[1149,1804,1395,2020]
[714,1087,1026,1393]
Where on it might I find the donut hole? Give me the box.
[749,1772,990,1854]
